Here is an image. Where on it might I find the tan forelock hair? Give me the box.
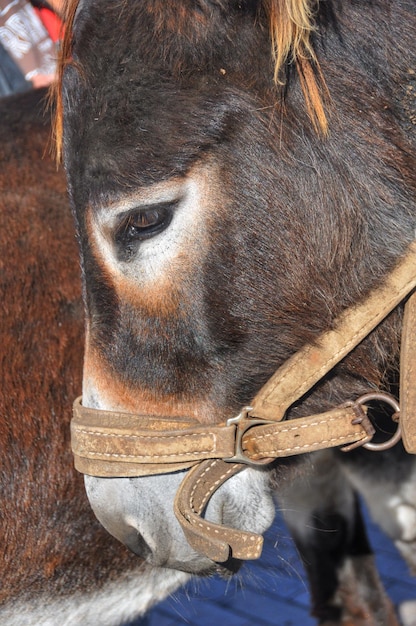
[52,0,328,162]
[50,0,80,162]
[264,0,328,134]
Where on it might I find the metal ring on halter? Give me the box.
[355,392,402,451]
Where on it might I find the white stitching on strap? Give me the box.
[84,450,213,459]
[74,428,215,441]
[251,433,365,457]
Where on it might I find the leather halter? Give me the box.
[71,241,416,562]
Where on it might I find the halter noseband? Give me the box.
[71,242,416,562]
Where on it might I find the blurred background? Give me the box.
[132,502,416,626]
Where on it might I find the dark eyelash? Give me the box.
[114,202,175,259]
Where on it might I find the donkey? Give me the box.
[0,88,187,626]
[58,0,416,623]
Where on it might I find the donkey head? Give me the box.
[60,0,414,573]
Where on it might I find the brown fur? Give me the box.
[0,89,140,606]
[83,343,217,420]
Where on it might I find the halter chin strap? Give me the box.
[71,241,416,562]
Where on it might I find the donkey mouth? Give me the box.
[164,557,242,577]
[216,558,243,578]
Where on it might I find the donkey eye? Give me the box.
[119,205,172,240]
[114,203,174,258]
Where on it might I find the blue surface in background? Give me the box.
[129,503,416,626]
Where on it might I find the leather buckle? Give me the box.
[225,407,275,466]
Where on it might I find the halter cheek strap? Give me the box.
[400,290,416,453]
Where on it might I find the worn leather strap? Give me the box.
[250,241,416,421]
[400,290,416,453]
[72,400,370,477]
[173,460,259,562]
[243,405,372,458]
[172,406,373,561]
[71,398,234,476]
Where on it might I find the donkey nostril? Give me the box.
[124,528,153,560]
